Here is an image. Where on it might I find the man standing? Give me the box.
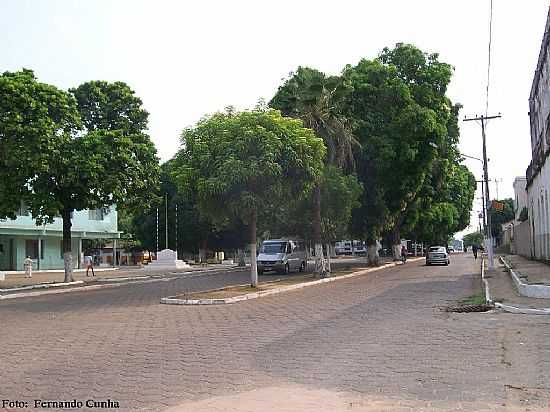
[472,244,479,260]
[24,256,33,278]
[84,254,95,277]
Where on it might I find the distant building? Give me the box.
[0,204,120,271]
[513,177,528,221]
[525,6,550,259]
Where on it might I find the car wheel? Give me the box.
[299,261,306,272]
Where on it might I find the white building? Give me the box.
[526,6,550,259]
[513,177,528,220]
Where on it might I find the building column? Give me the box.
[78,238,82,269]
[37,236,41,271]
[113,239,117,267]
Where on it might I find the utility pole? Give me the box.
[156,208,159,252]
[464,113,501,269]
[165,193,169,250]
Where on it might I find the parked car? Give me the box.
[257,239,307,275]
[425,246,450,266]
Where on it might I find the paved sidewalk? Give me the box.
[502,254,550,285]
[485,257,550,310]
[0,264,236,289]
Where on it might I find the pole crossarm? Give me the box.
[463,113,502,269]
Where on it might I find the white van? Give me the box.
[257,239,307,275]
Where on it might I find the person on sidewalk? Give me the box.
[24,256,33,278]
[401,245,407,263]
[472,244,478,260]
[84,255,95,277]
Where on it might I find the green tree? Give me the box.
[344,44,454,261]
[270,67,359,275]
[463,231,484,250]
[0,70,80,220]
[488,198,515,243]
[1,72,160,282]
[173,108,325,287]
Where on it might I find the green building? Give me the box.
[0,204,120,271]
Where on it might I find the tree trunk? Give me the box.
[249,208,258,287]
[366,238,379,266]
[237,248,246,267]
[199,239,207,263]
[391,226,401,261]
[312,184,327,278]
[62,209,74,283]
[325,243,331,273]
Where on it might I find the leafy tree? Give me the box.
[344,44,454,261]
[0,70,80,219]
[463,231,484,250]
[173,108,325,287]
[0,72,160,282]
[488,198,515,243]
[270,67,359,275]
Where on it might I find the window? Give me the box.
[16,202,29,217]
[89,207,109,221]
[25,240,38,259]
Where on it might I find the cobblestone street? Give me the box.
[1,254,549,411]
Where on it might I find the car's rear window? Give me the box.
[429,247,444,252]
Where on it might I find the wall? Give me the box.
[0,207,118,234]
[513,221,532,258]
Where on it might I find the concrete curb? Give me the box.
[493,302,550,315]
[499,256,550,299]
[481,256,492,303]
[0,280,84,293]
[0,266,241,300]
[480,256,550,315]
[161,257,424,305]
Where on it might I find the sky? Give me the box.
[1,0,549,238]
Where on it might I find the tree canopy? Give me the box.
[173,108,326,286]
[0,71,159,281]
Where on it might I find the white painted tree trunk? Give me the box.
[250,208,258,287]
[367,245,379,266]
[314,243,327,278]
[198,248,206,263]
[63,252,73,283]
[237,249,246,267]
[325,243,332,273]
[392,244,402,261]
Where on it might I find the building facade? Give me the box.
[0,205,120,271]
[526,7,550,260]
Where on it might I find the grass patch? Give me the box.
[458,293,487,306]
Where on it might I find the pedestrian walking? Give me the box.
[401,245,407,263]
[472,244,478,260]
[24,256,33,278]
[84,255,95,277]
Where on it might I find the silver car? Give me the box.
[426,246,450,266]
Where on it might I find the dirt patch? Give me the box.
[172,267,370,300]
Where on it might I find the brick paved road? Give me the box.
[1,254,549,411]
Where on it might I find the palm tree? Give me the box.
[270,67,359,276]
